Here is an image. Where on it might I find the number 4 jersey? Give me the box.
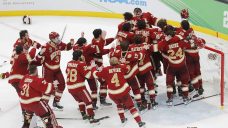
[93,64,131,99]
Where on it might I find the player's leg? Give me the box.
[21,109,34,128]
[98,79,112,106]
[127,76,144,110]
[87,79,98,109]
[144,71,158,108]
[166,66,175,105]
[179,66,191,104]
[137,74,147,106]
[34,100,62,128]
[195,57,204,95]
[42,67,54,102]
[110,97,127,124]
[123,93,146,127]
[70,93,87,120]
[80,89,99,124]
[187,56,200,92]
[53,70,65,110]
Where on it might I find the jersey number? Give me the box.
[67,69,77,83]
[111,73,120,87]
[21,84,30,97]
[167,48,184,60]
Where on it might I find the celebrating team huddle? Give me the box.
[0,8,206,128]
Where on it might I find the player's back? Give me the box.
[162,37,190,68]
[66,60,90,93]
[19,75,45,105]
[98,64,130,98]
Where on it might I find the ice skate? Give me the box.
[53,101,64,111]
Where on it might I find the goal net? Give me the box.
[199,43,224,108]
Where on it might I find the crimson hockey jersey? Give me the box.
[19,74,54,106]
[8,48,36,84]
[36,42,72,71]
[93,64,131,99]
[66,60,93,93]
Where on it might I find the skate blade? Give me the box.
[184,99,192,105]
[167,103,173,107]
[52,107,63,111]
[90,122,100,127]
[152,105,158,110]
[121,121,128,127]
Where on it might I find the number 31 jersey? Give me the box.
[66,60,92,93]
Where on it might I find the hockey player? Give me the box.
[118,12,134,32]
[134,20,162,80]
[180,20,205,97]
[92,57,146,127]
[8,45,36,94]
[91,29,114,106]
[11,30,40,64]
[7,45,36,127]
[158,25,193,105]
[129,35,158,109]
[73,36,101,109]
[132,8,159,29]
[110,40,146,111]
[19,65,62,128]
[35,31,73,110]
[66,50,99,124]
[116,22,135,45]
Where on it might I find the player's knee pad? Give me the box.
[23,111,33,125]
[40,112,54,128]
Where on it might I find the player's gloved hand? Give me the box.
[97,66,104,72]
[90,60,96,68]
[39,48,46,55]
[181,9,189,19]
[120,58,126,63]
[81,32,85,37]
[101,30,107,40]
[0,72,9,79]
[143,44,150,50]
[195,38,206,49]
[70,38,75,45]
[111,41,116,49]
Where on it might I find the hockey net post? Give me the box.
[204,45,225,109]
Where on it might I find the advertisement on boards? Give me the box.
[0,0,152,14]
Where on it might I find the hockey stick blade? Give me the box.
[56,115,110,121]
[174,94,220,106]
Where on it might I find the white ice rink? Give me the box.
[0,16,228,128]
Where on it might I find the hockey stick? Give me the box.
[174,93,220,106]
[56,115,110,121]
[60,25,67,41]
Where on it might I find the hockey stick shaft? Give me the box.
[174,94,220,106]
[60,25,67,41]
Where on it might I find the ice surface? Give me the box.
[0,16,227,128]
